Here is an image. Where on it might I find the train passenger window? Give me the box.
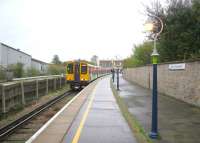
[81,64,87,74]
[67,64,73,74]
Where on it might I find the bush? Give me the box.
[26,67,40,77]
[0,69,6,80]
[8,63,24,78]
[48,64,65,75]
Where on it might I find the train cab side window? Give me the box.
[67,64,73,74]
[81,64,87,74]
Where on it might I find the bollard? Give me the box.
[117,69,119,90]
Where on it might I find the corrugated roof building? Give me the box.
[0,42,48,73]
[0,43,31,69]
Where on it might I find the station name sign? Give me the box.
[168,63,185,70]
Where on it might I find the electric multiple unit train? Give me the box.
[66,60,110,90]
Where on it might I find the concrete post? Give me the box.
[2,85,6,113]
[36,80,39,99]
[54,78,56,90]
[64,77,66,85]
[60,77,62,88]
[21,81,25,105]
[46,78,48,94]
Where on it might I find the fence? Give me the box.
[0,75,66,113]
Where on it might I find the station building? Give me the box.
[31,58,48,74]
[0,43,32,70]
[99,59,123,69]
[90,55,99,66]
[0,42,48,73]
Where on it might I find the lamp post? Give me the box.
[146,14,163,139]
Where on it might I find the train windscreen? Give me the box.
[81,64,87,74]
[67,63,73,74]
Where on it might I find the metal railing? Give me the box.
[12,74,64,82]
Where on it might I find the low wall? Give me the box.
[123,61,200,107]
[0,76,66,113]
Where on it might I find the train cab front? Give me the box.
[66,62,77,90]
[79,62,90,86]
[66,61,90,90]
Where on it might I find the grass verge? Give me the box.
[110,78,153,143]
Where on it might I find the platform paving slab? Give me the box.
[62,77,137,143]
[114,75,200,143]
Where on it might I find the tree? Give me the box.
[123,42,154,68]
[52,55,62,64]
[145,0,200,62]
[133,42,154,66]
[124,0,200,68]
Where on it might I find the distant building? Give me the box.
[0,43,32,69]
[99,60,123,68]
[0,42,48,73]
[31,58,48,74]
[99,60,112,68]
[90,55,99,66]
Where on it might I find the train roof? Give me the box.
[65,60,88,63]
[65,60,111,69]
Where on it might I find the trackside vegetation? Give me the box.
[123,42,153,68]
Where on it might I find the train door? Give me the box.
[74,62,80,82]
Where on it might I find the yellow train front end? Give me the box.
[66,60,90,90]
[80,62,90,83]
[66,60,111,90]
[66,61,74,82]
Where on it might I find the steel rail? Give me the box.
[0,90,76,140]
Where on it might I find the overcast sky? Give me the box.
[0,0,154,63]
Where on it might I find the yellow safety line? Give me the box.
[71,87,96,143]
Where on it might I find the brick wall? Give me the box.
[123,61,200,107]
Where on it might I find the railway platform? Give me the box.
[114,75,200,143]
[26,76,137,143]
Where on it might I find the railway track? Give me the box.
[0,90,78,143]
